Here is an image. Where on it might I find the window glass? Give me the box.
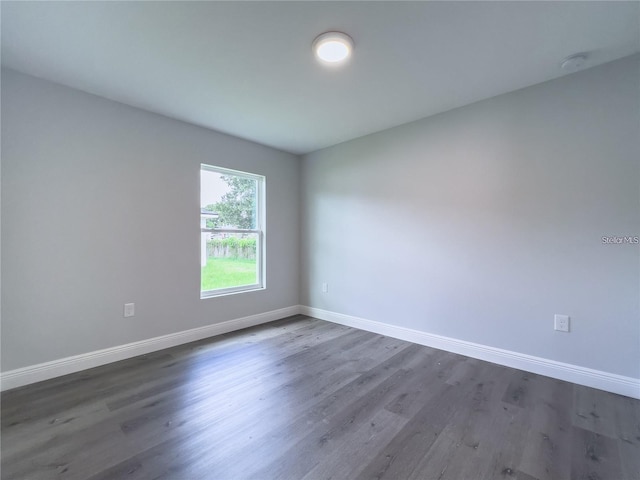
[200,165,264,297]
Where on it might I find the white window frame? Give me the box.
[200,164,265,298]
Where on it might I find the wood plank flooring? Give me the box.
[1,315,639,479]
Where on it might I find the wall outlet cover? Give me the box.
[124,303,135,318]
[554,314,570,332]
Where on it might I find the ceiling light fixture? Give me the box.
[313,32,354,65]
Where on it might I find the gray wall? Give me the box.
[1,69,300,371]
[3,55,639,380]
[301,55,640,378]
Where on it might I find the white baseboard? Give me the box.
[0,305,301,392]
[300,306,640,400]
[5,304,638,400]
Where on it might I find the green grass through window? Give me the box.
[201,257,257,291]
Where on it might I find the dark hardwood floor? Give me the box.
[1,315,639,480]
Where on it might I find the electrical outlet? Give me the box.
[322,282,328,293]
[554,314,569,332]
[124,303,135,318]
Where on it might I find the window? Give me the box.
[200,164,265,297]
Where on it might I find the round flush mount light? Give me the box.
[560,53,589,71]
[313,31,354,64]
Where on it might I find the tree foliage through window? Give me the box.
[205,175,256,229]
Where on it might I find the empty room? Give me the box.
[1,1,639,479]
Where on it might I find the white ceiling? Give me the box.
[2,1,639,155]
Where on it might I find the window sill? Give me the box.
[200,285,265,299]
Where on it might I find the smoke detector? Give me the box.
[560,53,589,71]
